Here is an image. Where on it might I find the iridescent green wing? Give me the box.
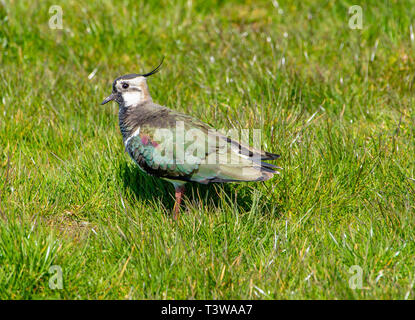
[125,120,205,180]
[126,111,279,183]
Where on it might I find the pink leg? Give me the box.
[173,185,186,220]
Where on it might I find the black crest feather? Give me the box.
[115,57,165,83]
[140,57,164,77]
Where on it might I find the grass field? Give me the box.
[1,0,415,299]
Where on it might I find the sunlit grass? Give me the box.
[0,0,414,299]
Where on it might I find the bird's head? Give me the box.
[101,58,164,107]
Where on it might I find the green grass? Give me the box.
[1,0,415,299]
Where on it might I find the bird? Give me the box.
[101,59,281,219]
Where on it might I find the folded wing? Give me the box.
[125,111,281,184]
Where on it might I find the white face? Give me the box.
[122,90,144,107]
[114,76,148,106]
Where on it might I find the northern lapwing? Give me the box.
[101,59,281,219]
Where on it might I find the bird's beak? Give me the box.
[101,93,116,105]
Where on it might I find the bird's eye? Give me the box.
[122,83,129,89]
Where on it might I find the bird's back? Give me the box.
[120,101,281,184]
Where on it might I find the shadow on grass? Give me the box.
[119,161,282,217]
